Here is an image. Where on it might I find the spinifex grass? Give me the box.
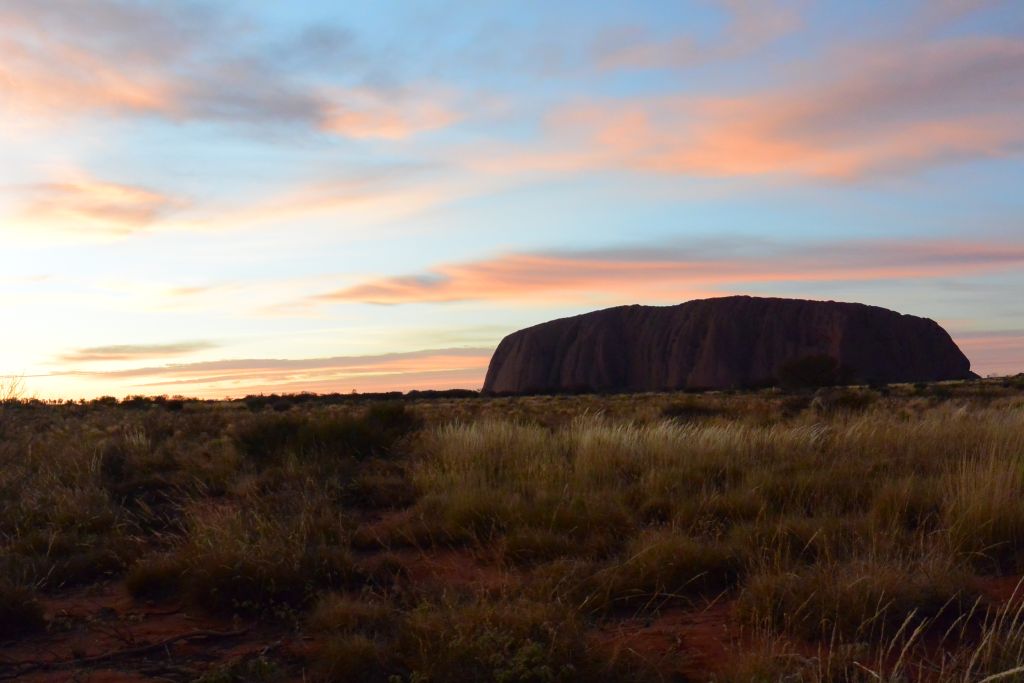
[3,385,1024,681]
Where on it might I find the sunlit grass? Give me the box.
[3,384,1024,681]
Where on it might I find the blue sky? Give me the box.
[2,0,1023,398]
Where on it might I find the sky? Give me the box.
[2,0,1023,399]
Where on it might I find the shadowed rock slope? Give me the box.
[483,296,975,394]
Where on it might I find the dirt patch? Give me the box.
[592,600,736,679]
[391,548,513,592]
[0,582,302,682]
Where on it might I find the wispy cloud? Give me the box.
[179,167,468,234]
[592,0,803,71]
[312,239,1024,305]
[0,0,459,139]
[14,171,185,236]
[320,87,461,140]
[59,341,218,362]
[498,35,1024,180]
[4,162,469,241]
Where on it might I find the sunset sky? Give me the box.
[3,0,1024,399]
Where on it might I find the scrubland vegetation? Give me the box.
[2,379,1024,681]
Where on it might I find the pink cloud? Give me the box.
[0,1,460,139]
[519,36,1024,180]
[592,1,802,71]
[15,171,185,236]
[321,88,461,140]
[314,239,1024,305]
[59,341,217,363]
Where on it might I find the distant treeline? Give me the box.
[3,373,1023,411]
[0,388,481,411]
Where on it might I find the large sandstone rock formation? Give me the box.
[483,296,975,394]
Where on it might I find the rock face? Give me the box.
[483,296,975,394]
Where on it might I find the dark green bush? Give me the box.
[234,413,305,464]
[234,404,422,466]
[810,388,877,415]
[185,544,360,615]
[661,398,724,422]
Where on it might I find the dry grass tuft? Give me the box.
[5,383,1024,681]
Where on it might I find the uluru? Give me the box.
[482,296,976,394]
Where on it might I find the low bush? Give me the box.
[140,503,362,615]
[671,489,763,538]
[314,634,389,682]
[197,656,287,683]
[779,393,813,417]
[945,455,1024,572]
[737,559,980,641]
[398,599,591,683]
[125,553,185,599]
[233,413,303,464]
[347,462,417,509]
[661,398,725,422]
[2,486,135,590]
[234,404,422,466]
[309,595,397,637]
[501,529,578,566]
[730,516,868,569]
[809,388,878,415]
[587,532,741,611]
[870,478,943,533]
[306,596,627,682]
